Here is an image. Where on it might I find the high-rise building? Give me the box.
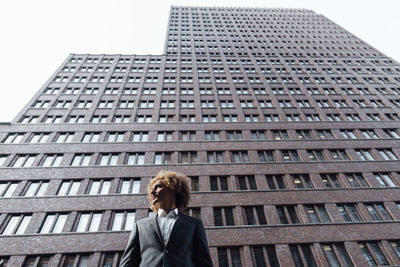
[1,6,400,267]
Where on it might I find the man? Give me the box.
[120,170,213,267]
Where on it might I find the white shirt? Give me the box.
[157,208,179,244]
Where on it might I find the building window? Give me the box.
[322,244,354,267]
[304,205,331,223]
[75,212,102,232]
[125,153,145,165]
[119,100,134,108]
[365,203,392,221]
[272,130,289,140]
[66,115,84,123]
[317,129,334,139]
[231,151,249,163]
[42,115,62,123]
[28,132,50,143]
[180,100,195,108]
[266,175,286,190]
[57,180,81,196]
[384,129,400,138]
[258,150,275,162]
[106,132,125,142]
[40,213,68,233]
[188,176,199,192]
[1,214,32,235]
[179,151,197,163]
[154,152,172,164]
[0,155,8,167]
[110,211,135,231]
[207,151,224,163]
[361,129,379,139]
[157,131,173,141]
[54,132,74,143]
[119,179,140,194]
[139,100,155,108]
[213,207,235,226]
[76,100,92,108]
[276,205,299,224]
[22,180,49,197]
[389,240,400,259]
[281,150,300,162]
[136,115,152,123]
[307,150,325,161]
[355,149,375,160]
[217,247,242,267]
[97,153,119,166]
[264,114,280,122]
[205,131,220,140]
[374,173,397,187]
[340,129,357,139]
[180,114,195,122]
[180,131,196,141]
[40,154,63,167]
[377,149,398,160]
[226,131,243,140]
[61,254,90,267]
[202,114,217,122]
[320,173,342,188]
[100,252,122,267]
[251,246,279,267]
[291,174,313,188]
[91,115,108,123]
[337,204,362,222]
[243,206,267,225]
[161,100,175,108]
[359,242,390,266]
[159,115,174,122]
[1,133,25,144]
[113,115,130,123]
[19,115,39,123]
[87,180,111,195]
[289,244,317,267]
[0,182,19,197]
[329,150,349,161]
[224,114,239,122]
[210,176,229,191]
[24,255,53,267]
[251,130,267,140]
[296,130,311,139]
[82,132,101,143]
[131,132,148,142]
[236,175,257,190]
[71,154,92,166]
[10,154,37,167]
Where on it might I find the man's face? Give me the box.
[150,180,175,208]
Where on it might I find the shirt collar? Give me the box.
[158,208,179,218]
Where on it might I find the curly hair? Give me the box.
[148,170,191,212]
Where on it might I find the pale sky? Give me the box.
[0,0,399,122]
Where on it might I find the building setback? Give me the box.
[1,5,400,267]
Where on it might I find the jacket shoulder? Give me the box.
[180,212,202,224]
[135,215,154,225]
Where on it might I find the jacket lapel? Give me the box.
[150,214,165,246]
[165,213,184,247]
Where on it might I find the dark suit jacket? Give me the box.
[119,212,213,267]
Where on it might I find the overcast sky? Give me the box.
[0,0,399,122]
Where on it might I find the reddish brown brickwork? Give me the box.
[0,6,400,267]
